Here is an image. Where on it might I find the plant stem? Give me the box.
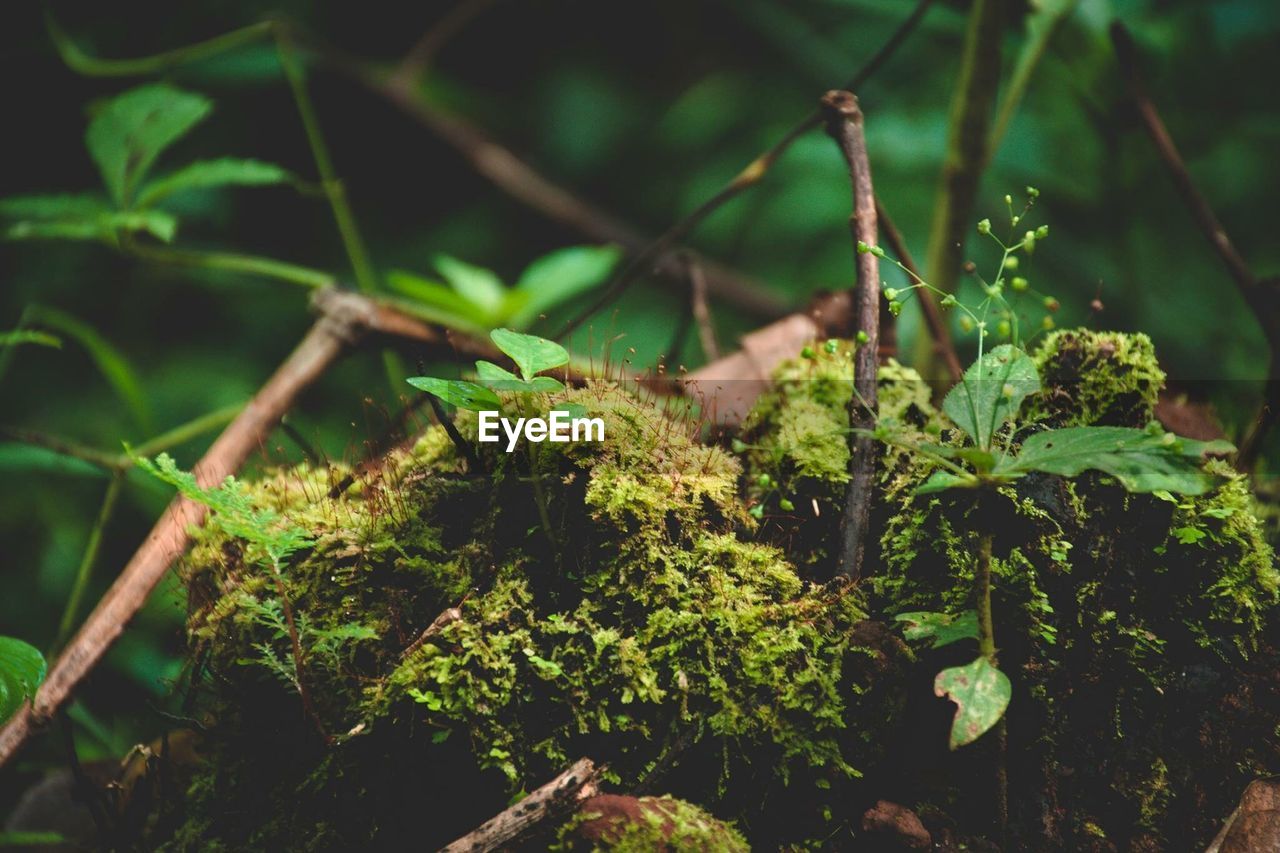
[46,11,274,76]
[131,403,244,458]
[54,474,124,653]
[268,555,330,744]
[276,34,379,297]
[916,0,1004,380]
[976,529,1008,837]
[128,243,337,289]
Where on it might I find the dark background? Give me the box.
[1,0,1277,802]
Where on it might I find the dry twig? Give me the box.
[822,90,880,582]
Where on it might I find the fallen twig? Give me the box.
[400,607,463,661]
[1111,22,1277,470]
[438,757,602,853]
[822,90,880,582]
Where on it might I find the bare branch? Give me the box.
[439,758,602,852]
[822,90,879,582]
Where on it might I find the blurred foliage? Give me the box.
[1,0,1278,812]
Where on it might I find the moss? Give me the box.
[871,330,1280,848]
[1027,329,1165,428]
[555,795,749,852]
[165,381,887,850]
[738,344,937,577]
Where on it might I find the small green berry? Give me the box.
[1011,276,1029,292]
[1027,186,1040,198]
[997,320,1011,337]
[731,438,749,454]
[801,346,815,360]
[824,339,839,354]
[1023,231,1037,253]
[756,473,772,487]
[889,301,902,317]
[779,498,796,512]
[1042,316,1055,331]
[855,330,869,345]
[940,294,958,308]
[1011,215,1021,227]
[749,503,764,520]
[1035,224,1049,239]
[883,287,899,301]
[1003,256,1020,271]
[1004,194,1013,206]
[959,316,975,333]
[977,218,991,235]
[1043,296,1060,312]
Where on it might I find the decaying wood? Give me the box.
[400,607,463,661]
[822,90,880,582]
[438,758,602,853]
[1111,23,1277,470]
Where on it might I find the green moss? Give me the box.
[1027,329,1165,428]
[871,330,1280,848]
[166,381,885,850]
[556,796,749,851]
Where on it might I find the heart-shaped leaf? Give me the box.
[508,244,622,327]
[489,329,569,381]
[896,610,979,649]
[935,656,1011,749]
[406,377,500,411]
[435,255,507,315]
[0,637,46,725]
[943,345,1040,451]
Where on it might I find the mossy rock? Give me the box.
[555,794,749,851]
[163,382,893,850]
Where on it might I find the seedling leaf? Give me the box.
[935,656,1011,749]
[406,377,501,411]
[0,637,47,725]
[489,328,569,381]
[895,610,980,649]
[943,345,1039,450]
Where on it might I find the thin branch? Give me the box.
[53,474,124,653]
[0,292,370,766]
[553,0,936,339]
[439,758,603,853]
[875,199,963,381]
[917,0,1004,378]
[425,393,480,471]
[1110,22,1276,469]
[399,607,463,660]
[685,253,721,361]
[822,90,880,583]
[389,0,497,90]
[0,426,121,471]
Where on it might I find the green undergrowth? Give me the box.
[163,381,891,850]
[739,328,1279,848]
[159,329,1278,850]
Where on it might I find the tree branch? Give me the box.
[439,757,602,853]
[822,90,880,582]
[1110,22,1276,469]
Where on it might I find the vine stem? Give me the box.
[976,529,1008,838]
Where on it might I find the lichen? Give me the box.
[164,381,886,850]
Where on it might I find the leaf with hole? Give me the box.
[0,637,46,725]
[943,345,1040,450]
[992,426,1233,495]
[895,610,979,649]
[489,329,569,381]
[935,656,1011,749]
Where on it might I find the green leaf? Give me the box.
[29,305,152,431]
[0,193,110,220]
[385,270,490,334]
[0,330,61,349]
[934,656,1011,749]
[475,360,524,391]
[942,345,1040,450]
[406,377,501,411]
[0,444,110,479]
[914,470,978,494]
[993,426,1233,495]
[507,244,623,327]
[136,158,291,208]
[489,328,569,381]
[434,255,507,316]
[86,84,213,206]
[0,637,46,725]
[0,195,176,243]
[895,610,980,649]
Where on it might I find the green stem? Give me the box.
[131,403,243,457]
[54,473,124,652]
[47,11,274,77]
[276,35,379,297]
[128,243,336,289]
[976,529,1008,838]
[916,0,1005,380]
[986,0,1080,157]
